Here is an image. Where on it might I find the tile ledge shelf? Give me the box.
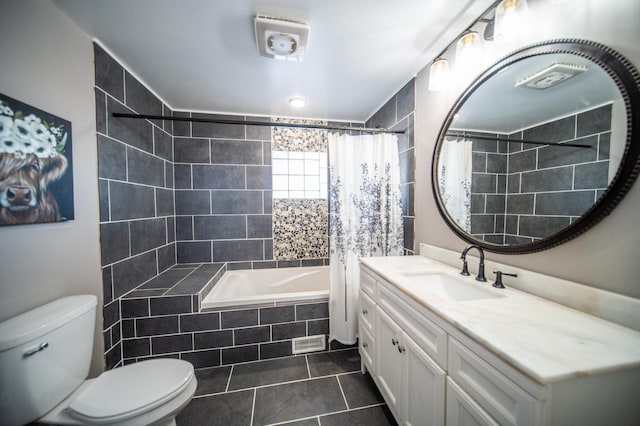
[121,263,227,312]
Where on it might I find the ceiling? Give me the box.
[52,0,494,122]
[451,53,622,134]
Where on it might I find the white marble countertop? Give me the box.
[360,255,640,385]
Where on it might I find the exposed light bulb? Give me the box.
[428,58,450,91]
[455,31,482,71]
[494,0,529,42]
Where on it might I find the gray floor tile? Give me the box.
[253,377,347,425]
[277,418,319,426]
[176,389,254,426]
[228,356,309,391]
[194,365,231,396]
[319,405,397,426]
[338,372,385,409]
[306,349,360,377]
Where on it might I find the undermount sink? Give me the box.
[403,272,505,302]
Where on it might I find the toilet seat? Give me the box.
[67,359,194,424]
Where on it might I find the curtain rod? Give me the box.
[445,132,592,149]
[112,113,405,134]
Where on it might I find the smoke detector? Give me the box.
[515,63,587,90]
[254,15,310,62]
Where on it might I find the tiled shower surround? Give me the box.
[95,43,416,368]
[366,80,416,254]
[468,104,612,244]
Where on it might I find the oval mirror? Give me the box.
[432,39,640,254]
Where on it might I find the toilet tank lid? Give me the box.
[0,295,97,352]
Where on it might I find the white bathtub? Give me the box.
[201,266,330,309]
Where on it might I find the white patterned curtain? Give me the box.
[328,133,404,344]
[438,139,473,232]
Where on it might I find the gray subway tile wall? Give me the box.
[96,42,177,368]
[95,43,416,369]
[365,79,416,254]
[174,112,273,266]
[120,292,333,367]
[468,104,612,244]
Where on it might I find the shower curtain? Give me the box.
[328,132,404,344]
[438,138,473,232]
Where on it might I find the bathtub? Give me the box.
[201,265,330,309]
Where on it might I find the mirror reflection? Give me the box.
[437,52,625,246]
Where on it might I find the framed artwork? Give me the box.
[0,93,74,226]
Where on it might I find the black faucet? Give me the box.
[492,270,517,289]
[460,244,486,282]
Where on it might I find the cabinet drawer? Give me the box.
[359,291,376,335]
[446,377,498,426]
[448,338,538,426]
[377,283,447,368]
[359,325,376,375]
[360,269,377,299]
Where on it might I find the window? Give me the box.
[272,150,328,199]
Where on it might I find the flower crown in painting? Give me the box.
[0,101,68,158]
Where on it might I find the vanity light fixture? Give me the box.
[428,57,451,91]
[289,97,307,108]
[455,30,482,72]
[494,0,529,41]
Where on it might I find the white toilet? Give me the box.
[0,295,197,426]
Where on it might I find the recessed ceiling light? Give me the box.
[289,97,306,108]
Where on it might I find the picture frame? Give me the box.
[0,93,74,226]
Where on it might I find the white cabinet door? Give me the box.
[402,332,446,426]
[376,307,403,418]
[446,378,498,426]
[359,324,376,375]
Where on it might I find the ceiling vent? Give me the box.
[254,15,310,62]
[515,63,587,90]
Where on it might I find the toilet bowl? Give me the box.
[39,358,197,426]
[0,295,197,426]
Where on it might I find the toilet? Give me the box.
[0,295,196,426]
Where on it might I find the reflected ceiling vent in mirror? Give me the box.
[254,15,310,62]
[515,63,587,90]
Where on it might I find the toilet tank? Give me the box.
[0,295,97,426]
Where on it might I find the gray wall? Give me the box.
[366,79,416,254]
[415,0,640,299]
[173,113,275,267]
[95,43,177,368]
[468,104,612,244]
[0,1,104,375]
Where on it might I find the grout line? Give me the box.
[335,374,350,410]
[225,364,234,393]
[192,386,249,399]
[194,373,332,399]
[269,403,388,425]
[250,388,257,426]
[265,415,321,426]
[305,354,311,378]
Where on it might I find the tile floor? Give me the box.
[176,348,397,426]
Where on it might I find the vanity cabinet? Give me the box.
[361,269,446,425]
[359,264,640,426]
[361,266,540,426]
[358,290,376,374]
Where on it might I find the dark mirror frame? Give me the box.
[432,39,640,254]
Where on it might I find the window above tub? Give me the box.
[272,150,328,199]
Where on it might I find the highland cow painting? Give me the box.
[0,94,74,226]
